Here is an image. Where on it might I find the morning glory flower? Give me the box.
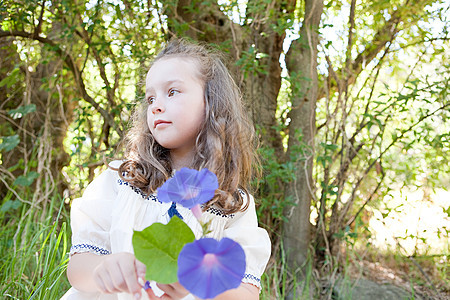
[190,204,203,220]
[177,237,246,299]
[157,168,219,209]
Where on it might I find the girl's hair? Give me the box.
[118,38,258,214]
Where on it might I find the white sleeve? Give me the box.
[222,193,271,289]
[69,163,121,256]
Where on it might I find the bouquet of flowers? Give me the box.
[132,168,246,299]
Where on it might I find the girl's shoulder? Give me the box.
[79,160,126,199]
[71,161,120,205]
[108,159,123,169]
[89,160,123,182]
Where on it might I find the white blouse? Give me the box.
[61,161,271,300]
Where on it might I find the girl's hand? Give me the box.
[155,282,189,300]
[144,287,161,300]
[92,252,146,298]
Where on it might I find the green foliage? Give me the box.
[133,216,195,284]
[1,199,22,212]
[0,134,20,152]
[2,0,166,195]
[317,142,338,168]
[0,67,20,88]
[0,193,70,299]
[254,146,295,226]
[236,45,269,78]
[13,171,39,186]
[8,104,36,119]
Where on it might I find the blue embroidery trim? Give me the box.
[117,179,161,203]
[70,244,111,255]
[204,206,234,218]
[243,274,261,283]
[168,202,183,220]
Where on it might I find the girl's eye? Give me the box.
[146,96,155,104]
[168,89,179,97]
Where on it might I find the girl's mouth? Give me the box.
[154,119,171,128]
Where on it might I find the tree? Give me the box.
[1,1,449,295]
[162,0,450,277]
[309,0,450,267]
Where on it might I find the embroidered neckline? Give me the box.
[117,178,234,218]
[117,179,162,203]
[204,206,235,218]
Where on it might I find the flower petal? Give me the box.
[178,238,246,299]
[157,168,219,209]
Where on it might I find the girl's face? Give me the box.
[145,57,205,158]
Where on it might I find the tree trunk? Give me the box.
[240,29,285,153]
[283,0,324,272]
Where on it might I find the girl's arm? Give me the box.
[67,252,146,298]
[213,283,259,300]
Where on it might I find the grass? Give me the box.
[260,241,319,300]
[0,192,71,299]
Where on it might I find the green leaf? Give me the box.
[444,206,450,218]
[132,216,195,284]
[14,171,39,186]
[0,68,20,88]
[8,104,36,119]
[0,135,20,152]
[1,200,22,212]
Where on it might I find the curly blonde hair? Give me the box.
[117,39,258,214]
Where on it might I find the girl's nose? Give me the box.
[151,98,165,114]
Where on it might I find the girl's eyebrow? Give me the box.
[165,79,184,86]
[146,79,184,94]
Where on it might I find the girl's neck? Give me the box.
[170,149,195,170]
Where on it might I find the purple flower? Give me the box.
[191,204,203,220]
[177,238,246,299]
[157,168,219,209]
[143,281,151,290]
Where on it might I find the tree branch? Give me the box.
[33,0,46,39]
[344,0,357,76]
[319,0,435,99]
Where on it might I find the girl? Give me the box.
[62,39,271,300]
